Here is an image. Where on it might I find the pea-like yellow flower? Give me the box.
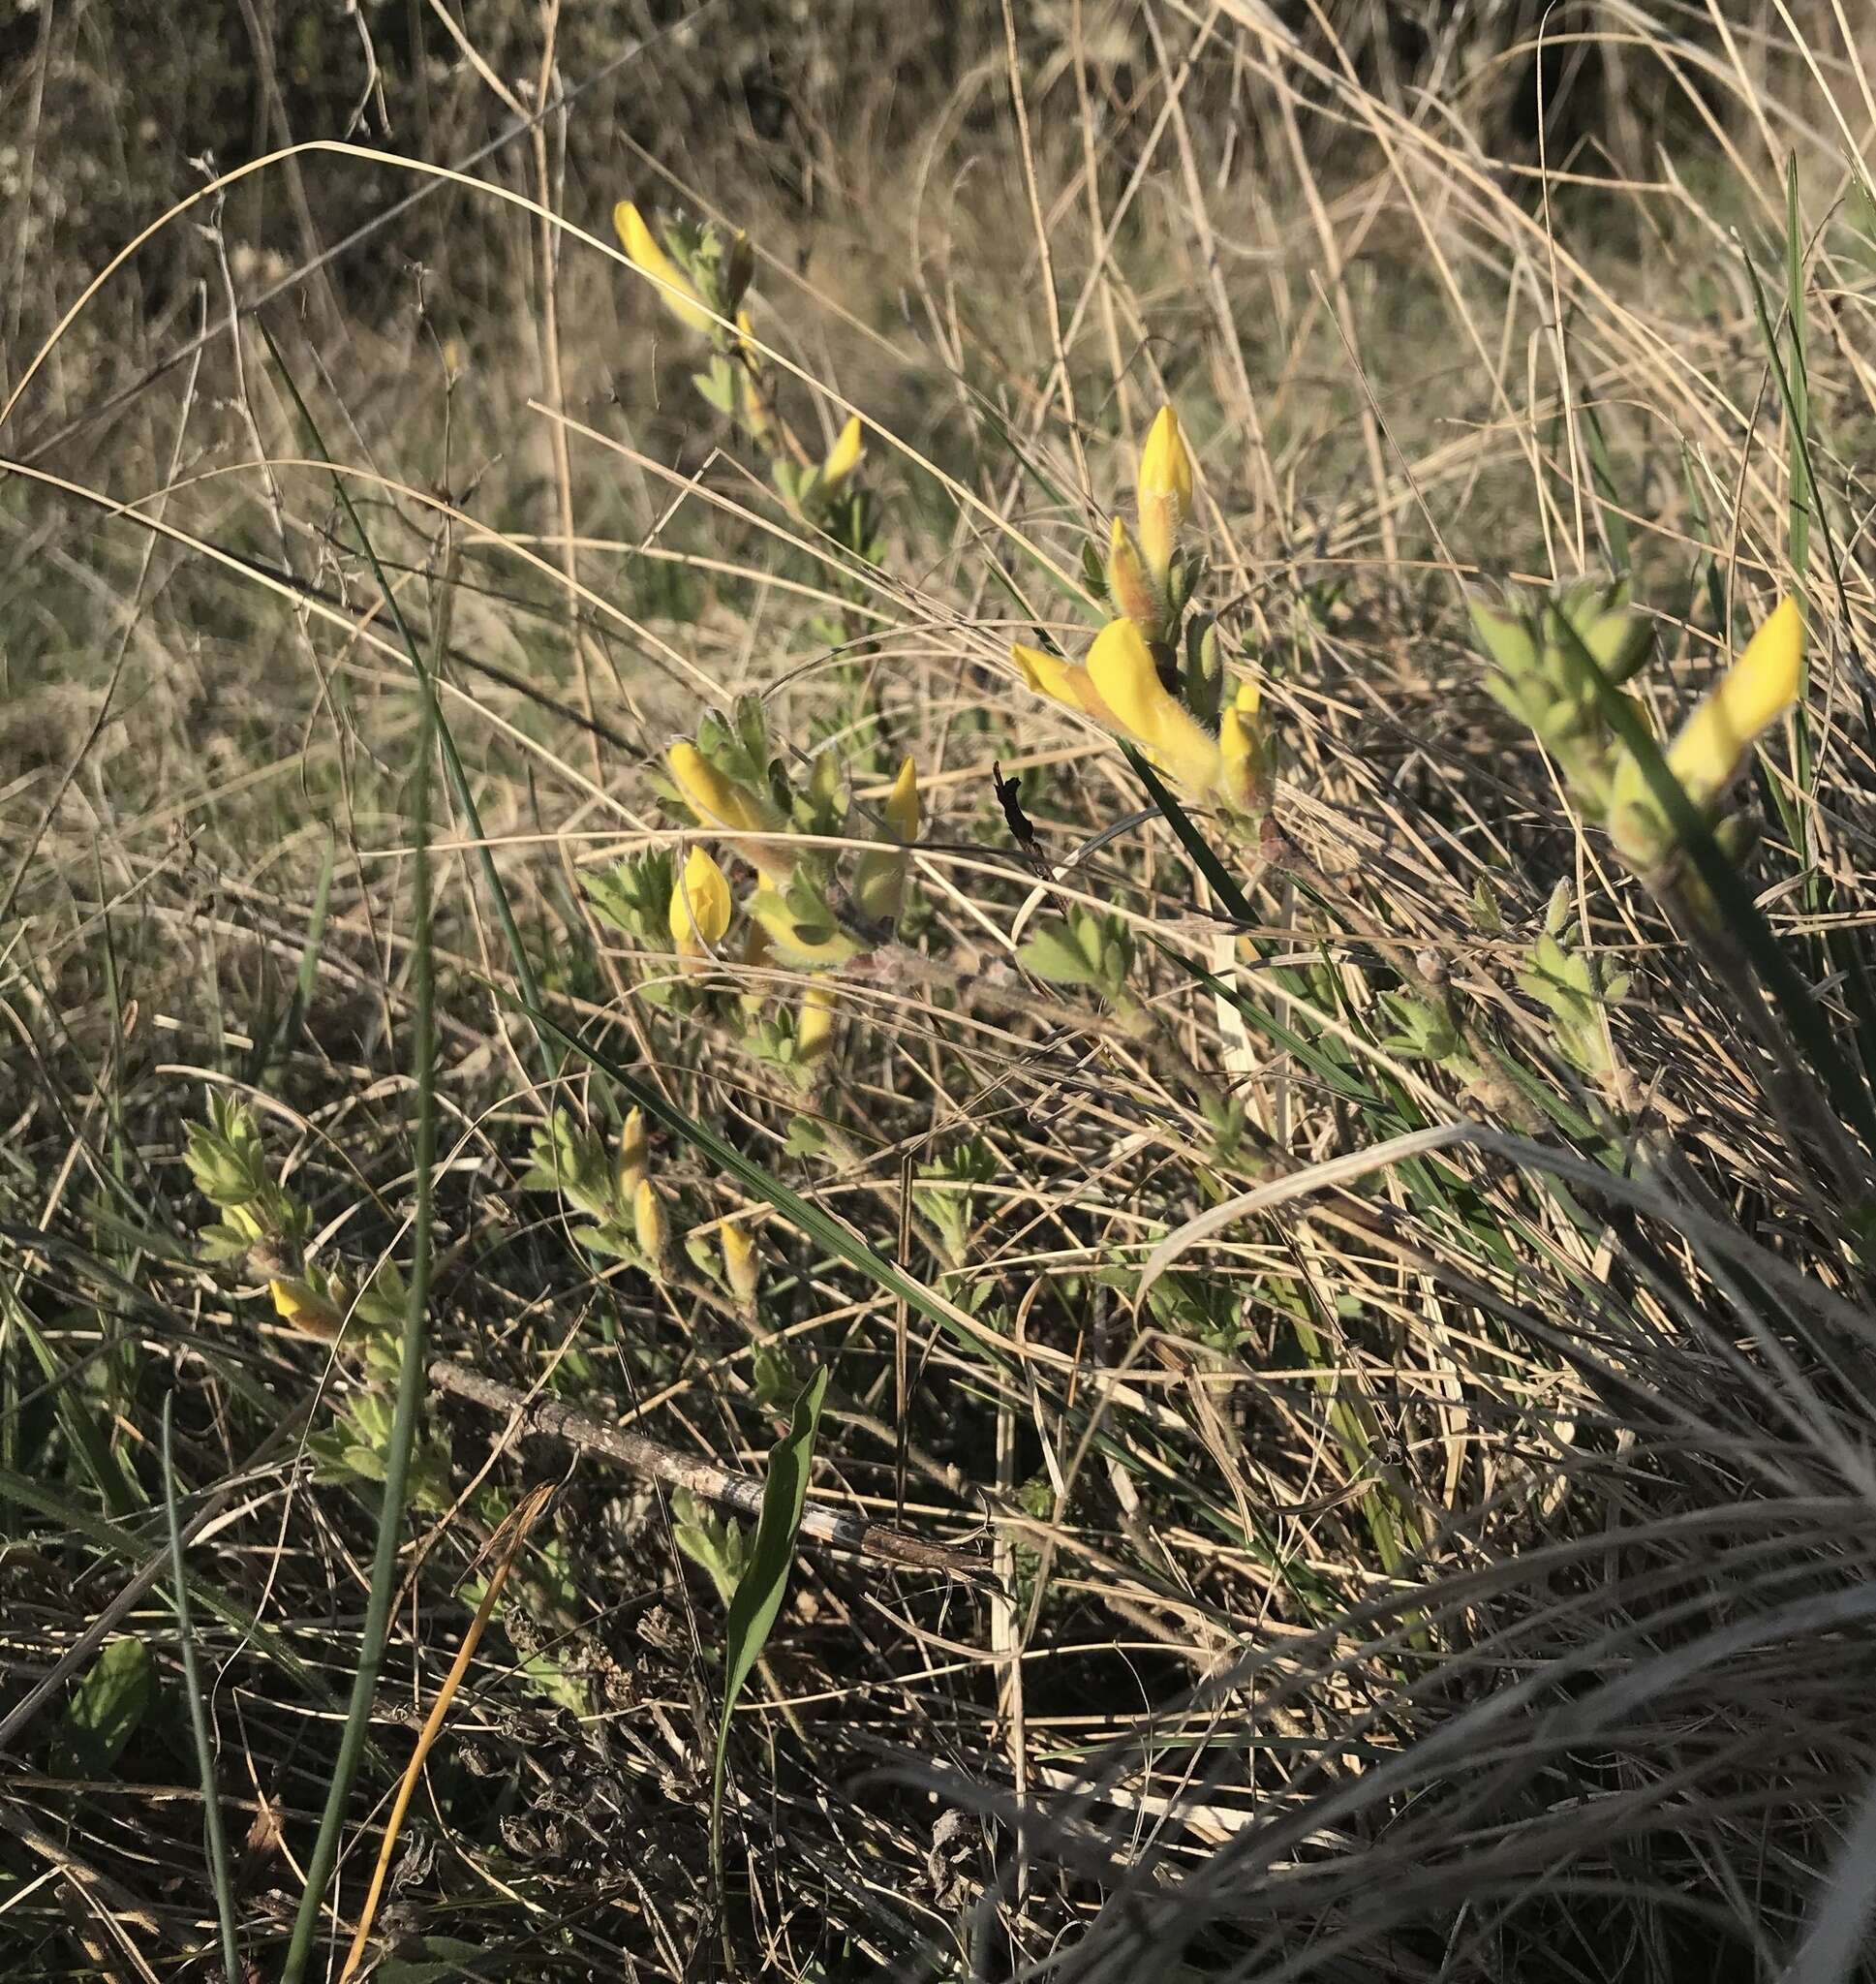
[1086,618,1223,796]
[1609,597,1802,869]
[1136,405,1194,584]
[820,414,864,494]
[1218,676,1268,815]
[613,202,714,334]
[667,741,790,881]
[668,846,732,961]
[1105,515,1161,636]
[1011,642,1119,727]
[721,1221,760,1310]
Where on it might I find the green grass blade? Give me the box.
[710,1365,829,1891]
[1120,742,1259,925]
[161,1393,240,1984]
[282,643,440,1984]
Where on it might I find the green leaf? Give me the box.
[376,1942,489,1984]
[1017,921,1098,986]
[710,1367,829,1887]
[62,1635,151,1773]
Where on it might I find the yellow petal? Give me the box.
[668,845,732,954]
[1218,696,1268,815]
[1105,514,1161,633]
[1086,618,1221,794]
[1664,596,1803,807]
[1137,404,1194,581]
[821,414,864,493]
[668,741,752,831]
[613,201,713,334]
[1011,642,1118,726]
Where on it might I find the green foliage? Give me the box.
[915,1139,999,1267]
[710,1368,829,1884]
[59,1635,151,1775]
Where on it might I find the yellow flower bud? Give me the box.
[632,1178,668,1272]
[1217,676,1268,814]
[820,414,864,494]
[613,202,714,334]
[721,1221,760,1311]
[883,754,920,842]
[1105,515,1161,635]
[1665,596,1803,807]
[797,983,837,1070]
[852,756,919,926]
[1086,618,1222,796]
[269,1277,344,1343]
[668,845,733,959]
[1608,598,1803,867]
[1011,642,1118,727]
[617,1105,648,1201]
[1136,405,1194,583]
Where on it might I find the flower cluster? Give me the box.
[614,200,876,552]
[1471,580,1801,876]
[1011,407,1270,821]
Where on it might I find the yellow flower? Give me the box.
[668,845,732,960]
[632,1179,668,1273]
[617,1106,648,1201]
[721,1221,760,1310]
[1011,641,1118,727]
[1105,515,1161,635]
[1218,676,1268,814]
[1609,597,1802,868]
[1136,404,1194,583]
[613,202,713,334]
[1086,618,1222,795]
[820,414,864,494]
[667,741,789,881]
[269,1277,344,1342]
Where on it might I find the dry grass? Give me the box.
[6,3,1876,1980]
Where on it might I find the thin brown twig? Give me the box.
[427,1357,994,1587]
